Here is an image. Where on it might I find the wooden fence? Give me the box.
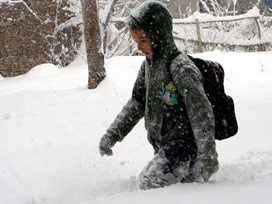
[110,11,271,54]
[172,14,263,52]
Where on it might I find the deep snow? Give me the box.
[0,50,272,204]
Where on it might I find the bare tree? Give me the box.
[199,0,225,15]
[81,0,105,89]
[101,0,119,53]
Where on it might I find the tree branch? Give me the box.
[8,0,43,23]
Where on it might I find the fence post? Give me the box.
[254,17,262,40]
[195,19,204,52]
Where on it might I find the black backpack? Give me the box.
[171,52,238,140]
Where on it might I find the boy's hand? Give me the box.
[99,133,117,156]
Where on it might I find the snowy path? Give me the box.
[0,51,272,204]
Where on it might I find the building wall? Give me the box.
[0,0,81,77]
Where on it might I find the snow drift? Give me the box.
[0,51,272,204]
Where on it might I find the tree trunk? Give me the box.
[81,0,106,89]
[102,0,119,54]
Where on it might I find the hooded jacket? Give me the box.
[105,1,218,165]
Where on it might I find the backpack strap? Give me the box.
[169,50,181,62]
[167,50,181,74]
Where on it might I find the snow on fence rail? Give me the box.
[111,7,269,54]
[172,8,262,52]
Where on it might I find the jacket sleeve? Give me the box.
[170,55,218,162]
[105,61,146,142]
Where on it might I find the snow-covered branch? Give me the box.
[7,0,43,23]
[174,7,260,24]
[103,0,119,27]
[56,15,83,32]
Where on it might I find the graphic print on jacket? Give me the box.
[161,81,179,109]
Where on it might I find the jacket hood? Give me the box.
[129,1,177,61]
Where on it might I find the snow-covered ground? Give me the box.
[0,50,272,204]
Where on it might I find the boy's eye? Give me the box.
[141,40,146,43]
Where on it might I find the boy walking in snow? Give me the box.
[99,1,218,190]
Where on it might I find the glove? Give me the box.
[99,133,117,156]
[193,157,219,182]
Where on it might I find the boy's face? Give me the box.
[129,28,153,59]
